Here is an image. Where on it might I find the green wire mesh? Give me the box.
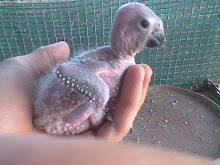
[0,0,219,88]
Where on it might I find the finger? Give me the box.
[139,64,153,108]
[23,41,70,78]
[113,65,152,140]
[97,65,152,142]
[79,131,95,137]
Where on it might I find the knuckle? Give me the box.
[35,46,56,67]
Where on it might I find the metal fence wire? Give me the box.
[0,0,219,88]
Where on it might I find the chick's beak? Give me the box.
[146,29,166,48]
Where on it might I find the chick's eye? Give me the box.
[141,20,149,28]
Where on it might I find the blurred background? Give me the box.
[0,0,219,88]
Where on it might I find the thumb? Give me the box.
[23,41,70,78]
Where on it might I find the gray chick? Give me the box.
[33,2,166,135]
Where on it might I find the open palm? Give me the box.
[0,41,152,142]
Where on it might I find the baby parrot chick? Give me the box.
[33,2,166,135]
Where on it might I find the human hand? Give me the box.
[0,43,213,165]
[0,41,152,142]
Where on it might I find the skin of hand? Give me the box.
[0,41,152,142]
[0,42,214,164]
[0,135,213,165]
